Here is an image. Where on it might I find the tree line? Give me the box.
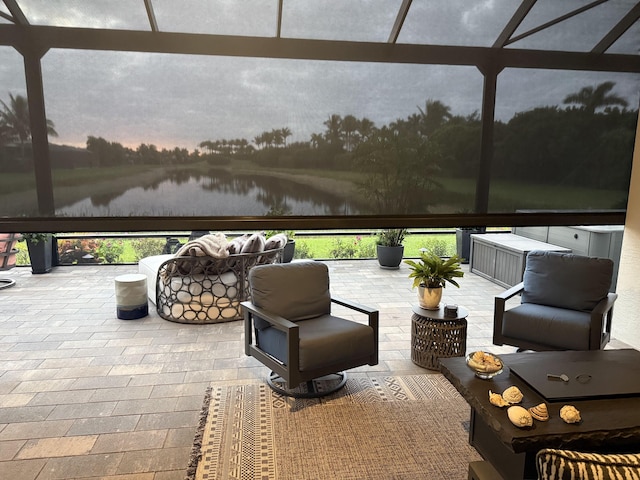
[1,82,636,207]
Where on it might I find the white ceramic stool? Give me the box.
[115,273,148,319]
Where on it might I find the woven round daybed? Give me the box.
[141,232,287,324]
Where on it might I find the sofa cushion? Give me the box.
[502,303,591,350]
[521,251,613,311]
[536,448,640,480]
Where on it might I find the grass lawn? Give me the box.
[12,232,459,266]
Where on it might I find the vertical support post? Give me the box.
[474,60,502,215]
[22,45,54,216]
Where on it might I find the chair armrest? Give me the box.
[331,296,379,364]
[588,292,618,349]
[332,296,378,315]
[493,282,524,346]
[241,300,301,374]
[591,292,617,317]
[496,282,524,302]
[240,301,298,332]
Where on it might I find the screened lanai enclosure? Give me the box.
[0,0,639,233]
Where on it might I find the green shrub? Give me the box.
[131,238,166,261]
[418,237,452,257]
[58,238,101,264]
[329,238,356,258]
[96,239,125,264]
[355,236,376,258]
[293,240,313,259]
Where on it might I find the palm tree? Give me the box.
[198,140,213,154]
[0,93,58,162]
[263,130,275,148]
[310,133,324,148]
[280,127,292,147]
[417,99,452,137]
[272,129,284,148]
[323,114,343,147]
[341,115,358,152]
[357,117,376,142]
[563,81,628,114]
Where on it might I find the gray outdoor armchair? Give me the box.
[493,250,617,351]
[242,261,378,398]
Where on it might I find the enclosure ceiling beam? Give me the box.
[387,0,412,44]
[276,0,283,38]
[0,25,638,73]
[592,2,640,54]
[2,0,28,26]
[492,0,537,48]
[0,11,13,23]
[143,0,159,33]
[505,0,609,47]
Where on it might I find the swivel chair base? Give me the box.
[268,371,347,398]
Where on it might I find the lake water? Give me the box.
[56,172,360,216]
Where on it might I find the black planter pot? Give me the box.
[376,245,404,269]
[455,228,485,264]
[282,240,296,263]
[26,237,54,274]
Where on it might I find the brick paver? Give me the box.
[0,261,630,478]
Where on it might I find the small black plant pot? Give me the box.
[282,240,296,263]
[456,228,484,264]
[376,245,404,269]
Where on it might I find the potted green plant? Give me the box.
[376,228,407,269]
[404,250,464,309]
[20,233,56,274]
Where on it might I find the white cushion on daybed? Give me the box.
[138,254,173,304]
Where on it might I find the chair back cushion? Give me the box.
[522,250,613,311]
[249,261,331,321]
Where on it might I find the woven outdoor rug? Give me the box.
[187,374,482,480]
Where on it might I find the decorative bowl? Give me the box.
[465,351,504,379]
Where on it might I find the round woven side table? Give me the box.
[411,304,468,370]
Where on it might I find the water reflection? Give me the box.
[56,170,359,216]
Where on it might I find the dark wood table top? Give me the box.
[440,349,640,454]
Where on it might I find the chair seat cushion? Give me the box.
[536,448,640,480]
[256,315,375,371]
[502,304,591,350]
